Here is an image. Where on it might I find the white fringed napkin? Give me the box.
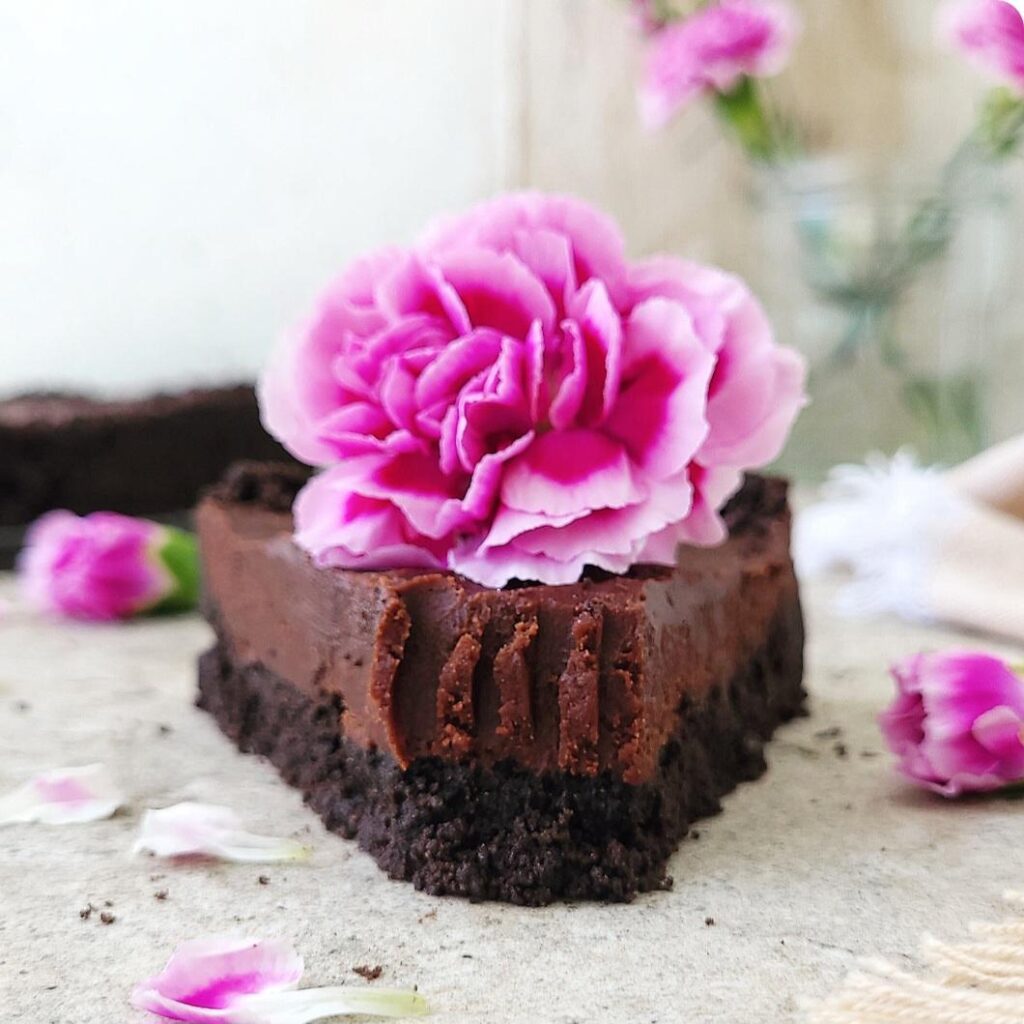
[806,892,1024,1023]
[796,437,1024,644]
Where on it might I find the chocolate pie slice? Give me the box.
[196,462,805,905]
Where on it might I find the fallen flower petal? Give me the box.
[0,764,125,825]
[132,936,428,1023]
[133,803,312,864]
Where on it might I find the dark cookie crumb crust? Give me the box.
[197,596,805,906]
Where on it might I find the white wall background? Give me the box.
[2,0,1021,427]
[0,0,516,394]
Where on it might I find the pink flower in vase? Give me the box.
[640,0,800,128]
[942,0,1024,92]
[881,651,1024,797]
[260,192,806,588]
[630,0,666,35]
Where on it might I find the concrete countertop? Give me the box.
[1,573,1020,1024]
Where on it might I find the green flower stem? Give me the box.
[713,77,782,162]
[977,86,1024,160]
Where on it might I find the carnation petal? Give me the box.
[0,764,124,826]
[413,329,504,410]
[422,192,629,306]
[699,297,808,467]
[375,254,471,335]
[133,803,311,864]
[509,472,693,562]
[434,248,556,339]
[606,298,714,478]
[449,543,589,589]
[972,705,1024,770]
[293,470,448,571]
[259,249,403,466]
[132,936,304,1023]
[461,430,536,522]
[500,430,644,518]
[133,935,427,1024]
[635,466,741,561]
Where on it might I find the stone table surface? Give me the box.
[1,571,1021,1024]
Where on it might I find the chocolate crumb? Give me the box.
[149,874,166,882]
[704,916,715,926]
[99,912,116,925]
[79,904,95,921]
[461,954,473,959]
[154,890,169,901]
[417,910,437,923]
[258,875,271,886]
[690,830,701,841]
[833,742,848,759]
[103,900,114,908]
[352,965,382,981]
[157,723,173,736]
[814,726,842,740]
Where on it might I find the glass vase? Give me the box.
[752,157,1012,480]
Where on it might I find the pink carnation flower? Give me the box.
[881,651,1024,797]
[640,0,800,128]
[260,192,805,588]
[18,511,197,621]
[942,0,1024,92]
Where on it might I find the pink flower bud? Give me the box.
[881,651,1024,797]
[18,511,198,621]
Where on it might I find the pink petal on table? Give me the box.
[133,803,311,864]
[132,936,428,1023]
[132,935,303,1022]
[0,764,124,825]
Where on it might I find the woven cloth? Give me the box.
[796,436,1024,644]
[807,892,1024,1023]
